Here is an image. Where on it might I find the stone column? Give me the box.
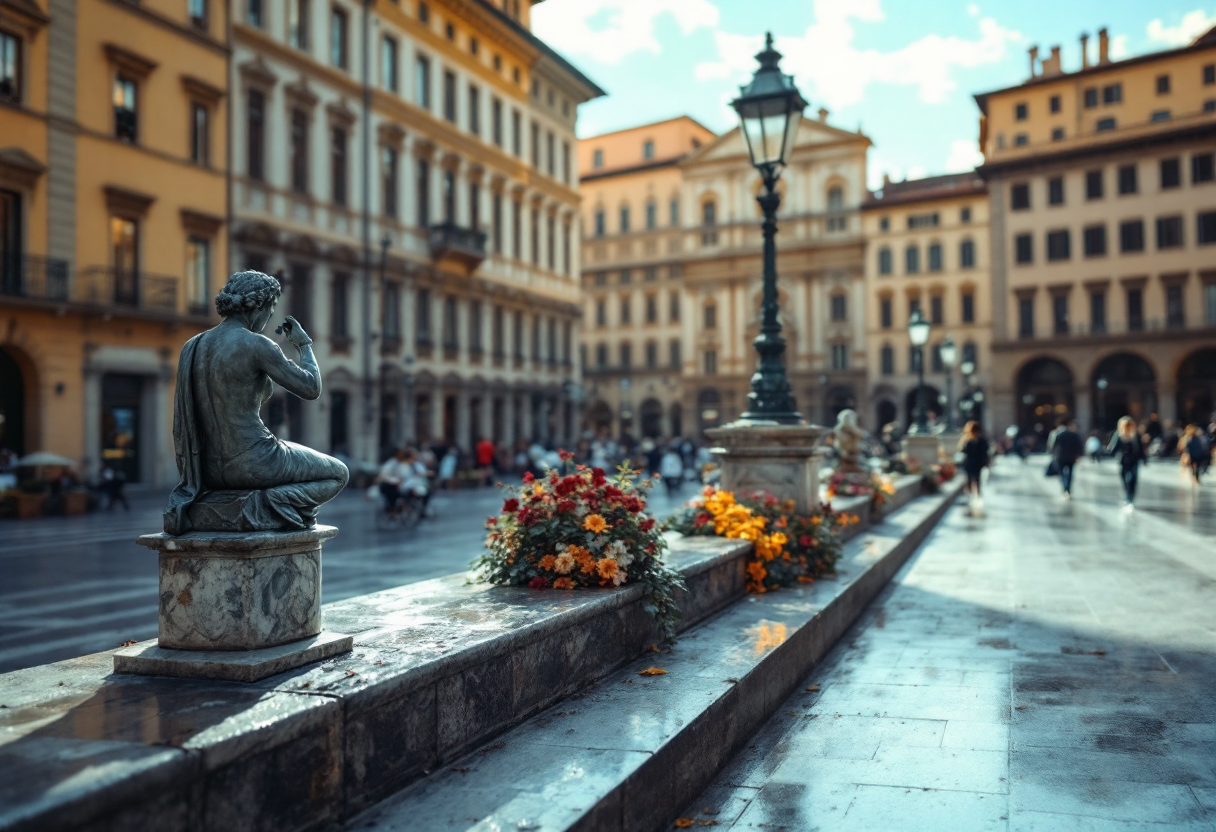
[152,364,176,487]
[1075,389,1092,432]
[706,423,824,513]
[503,391,517,445]
[1158,382,1178,425]
[519,392,534,442]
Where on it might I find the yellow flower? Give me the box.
[597,557,619,580]
[810,515,822,526]
[583,514,608,534]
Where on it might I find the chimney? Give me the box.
[1028,45,1039,78]
[883,173,890,186]
[1043,45,1062,76]
[1098,27,1110,64]
[817,107,829,123]
[1080,32,1090,69]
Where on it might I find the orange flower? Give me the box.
[553,577,575,589]
[583,514,608,534]
[597,557,619,580]
[539,555,556,570]
[810,515,822,526]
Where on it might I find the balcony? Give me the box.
[0,256,207,321]
[1002,316,1213,349]
[427,222,487,275]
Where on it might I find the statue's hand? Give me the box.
[277,316,314,349]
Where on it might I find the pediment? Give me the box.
[683,118,868,168]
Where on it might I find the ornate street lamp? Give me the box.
[908,310,931,432]
[940,336,957,430]
[732,32,807,424]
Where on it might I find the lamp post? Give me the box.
[940,335,957,430]
[908,309,931,432]
[1096,376,1108,433]
[378,235,390,456]
[731,32,807,424]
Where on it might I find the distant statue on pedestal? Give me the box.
[163,270,349,535]
[833,409,866,474]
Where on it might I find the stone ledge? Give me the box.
[115,631,355,683]
[349,478,964,832]
[0,477,927,832]
[136,524,339,556]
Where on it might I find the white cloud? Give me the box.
[531,0,719,65]
[1146,8,1216,46]
[945,139,983,173]
[693,0,1022,113]
[967,3,980,17]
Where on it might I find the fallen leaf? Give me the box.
[345,670,357,678]
[674,820,694,829]
[805,684,821,693]
[638,667,668,676]
[701,808,719,815]
[648,643,661,653]
[300,682,311,689]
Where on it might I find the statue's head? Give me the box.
[215,270,282,332]
[836,409,858,431]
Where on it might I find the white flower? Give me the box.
[554,552,575,574]
[575,502,589,517]
[608,540,627,556]
[612,568,628,586]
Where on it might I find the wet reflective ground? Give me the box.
[687,460,1216,830]
[0,482,697,673]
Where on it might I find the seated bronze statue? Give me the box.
[164,270,349,534]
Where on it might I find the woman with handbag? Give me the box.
[957,421,990,516]
[1106,416,1147,510]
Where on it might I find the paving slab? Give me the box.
[686,462,1216,830]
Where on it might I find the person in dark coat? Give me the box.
[1048,418,1084,500]
[957,421,990,515]
[1107,416,1147,509]
[1181,425,1210,485]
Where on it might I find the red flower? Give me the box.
[556,498,576,513]
[646,542,656,553]
[528,576,549,589]
[502,498,520,513]
[603,485,624,501]
[623,496,644,513]
[556,476,580,497]
[798,535,812,547]
[559,449,575,461]
[591,467,607,486]
[523,471,535,483]
[693,512,710,527]
[640,518,655,531]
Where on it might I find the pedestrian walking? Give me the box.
[659,444,684,497]
[1047,418,1084,500]
[1180,425,1210,486]
[957,420,990,516]
[1085,432,1102,464]
[438,446,459,491]
[101,464,130,511]
[475,437,496,487]
[1107,416,1147,510]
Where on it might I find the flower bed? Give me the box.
[665,487,855,593]
[921,461,957,493]
[824,470,896,514]
[475,455,685,645]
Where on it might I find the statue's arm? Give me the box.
[253,335,322,400]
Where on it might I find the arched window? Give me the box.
[618,204,630,233]
[594,208,605,237]
[960,238,975,268]
[878,246,892,275]
[669,196,679,226]
[905,245,920,274]
[927,242,943,272]
[702,200,716,226]
[703,302,717,329]
[645,199,657,230]
[827,185,844,211]
[830,293,847,321]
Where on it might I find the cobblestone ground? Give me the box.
[0,480,696,672]
[687,459,1216,831]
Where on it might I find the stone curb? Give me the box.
[347,478,962,831]
[0,476,925,832]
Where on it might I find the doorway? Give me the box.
[101,373,143,483]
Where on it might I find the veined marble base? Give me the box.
[114,631,353,682]
[706,421,825,512]
[135,525,339,651]
[904,434,942,467]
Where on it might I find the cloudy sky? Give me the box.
[532,1,1216,189]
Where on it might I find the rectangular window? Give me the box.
[415,55,431,109]
[1156,215,1184,249]
[1119,219,1144,252]
[511,197,521,257]
[443,297,459,349]
[1117,164,1137,195]
[416,158,429,227]
[1198,211,1216,244]
[1083,87,1098,108]
[546,131,555,177]
[562,142,571,184]
[1014,133,1028,146]
[594,299,605,326]
[881,347,894,375]
[1046,229,1070,261]
[511,110,521,156]
[1083,224,1106,257]
[330,6,348,69]
[595,343,607,368]
[645,341,657,369]
[930,295,943,325]
[908,297,921,318]
[381,36,398,92]
[670,198,679,226]
[1096,117,1116,132]
[491,192,502,253]
[188,0,207,29]
[530,122,540,167]
[1048,176,1064,205]
[1018,297,1034,338]
[830,294,847,321]
[247,0,263,27]
[1085,169,1103,200]
[1090,291,1106,333]
[331,272,350,339]
[831,343,848,370]
[1052,295,1068,336]
[1103,83,1122,104]
[1206,284,1216,327]
[290,109,309,194]
[113,75,138,142]
[381,147,397,218]
[927,244,942,272]
[1014,233,1033,264]
[1050,94,1060,113]
[1010,183,1030,210]
[644,294,657,324]
[669,339,681,369]
[1127,287,1144,331]
[593,148,603,169]
[469,301,483,351]
[1166,285,1184,329]
[880,297,892,329]
[1193,152,1215,184]
[513,311,523,359]
[962,292,975,323]
[330,126,347,207]
[491,97,503,146]
[703,350,716,375]
[491,306,504,355]
[246,89,265,180]
[1151,110,1171,123]
[530,208,539,265]
[189,102,209,166]
[643,138,656,158]
[289,0,310,48]
[0,32,21,104]
[468,181,480,232]
[383,282,401,341]
[1160,158,1181,189]
[467,84,480,135]
[1157,74,1170,95]
[1051,127,1065,141]
[442,71,456,122]
[1014,102,1027,120]
[905,246,920,274]
[185,236,210,309]
[442,170,455,222]
[669,291,680,322]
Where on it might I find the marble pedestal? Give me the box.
[115,525,352,681]
[706,421,824,512]
[904,434,942,467]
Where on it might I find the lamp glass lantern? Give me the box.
[939,336,957,369]
[731,33,807,177]
[960,359,976,377]
[907,310,931,346]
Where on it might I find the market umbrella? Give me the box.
[16,452,76,467]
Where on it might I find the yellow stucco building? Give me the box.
[977,26,1216,437]
[1,0,228,486]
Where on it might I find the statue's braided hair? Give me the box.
[214,270,282,318]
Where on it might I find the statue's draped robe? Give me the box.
[164,332,348,535]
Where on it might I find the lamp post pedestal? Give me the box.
[903,434,941,468]
[706,423,824,513]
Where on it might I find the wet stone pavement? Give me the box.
[686,461,1216,831]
